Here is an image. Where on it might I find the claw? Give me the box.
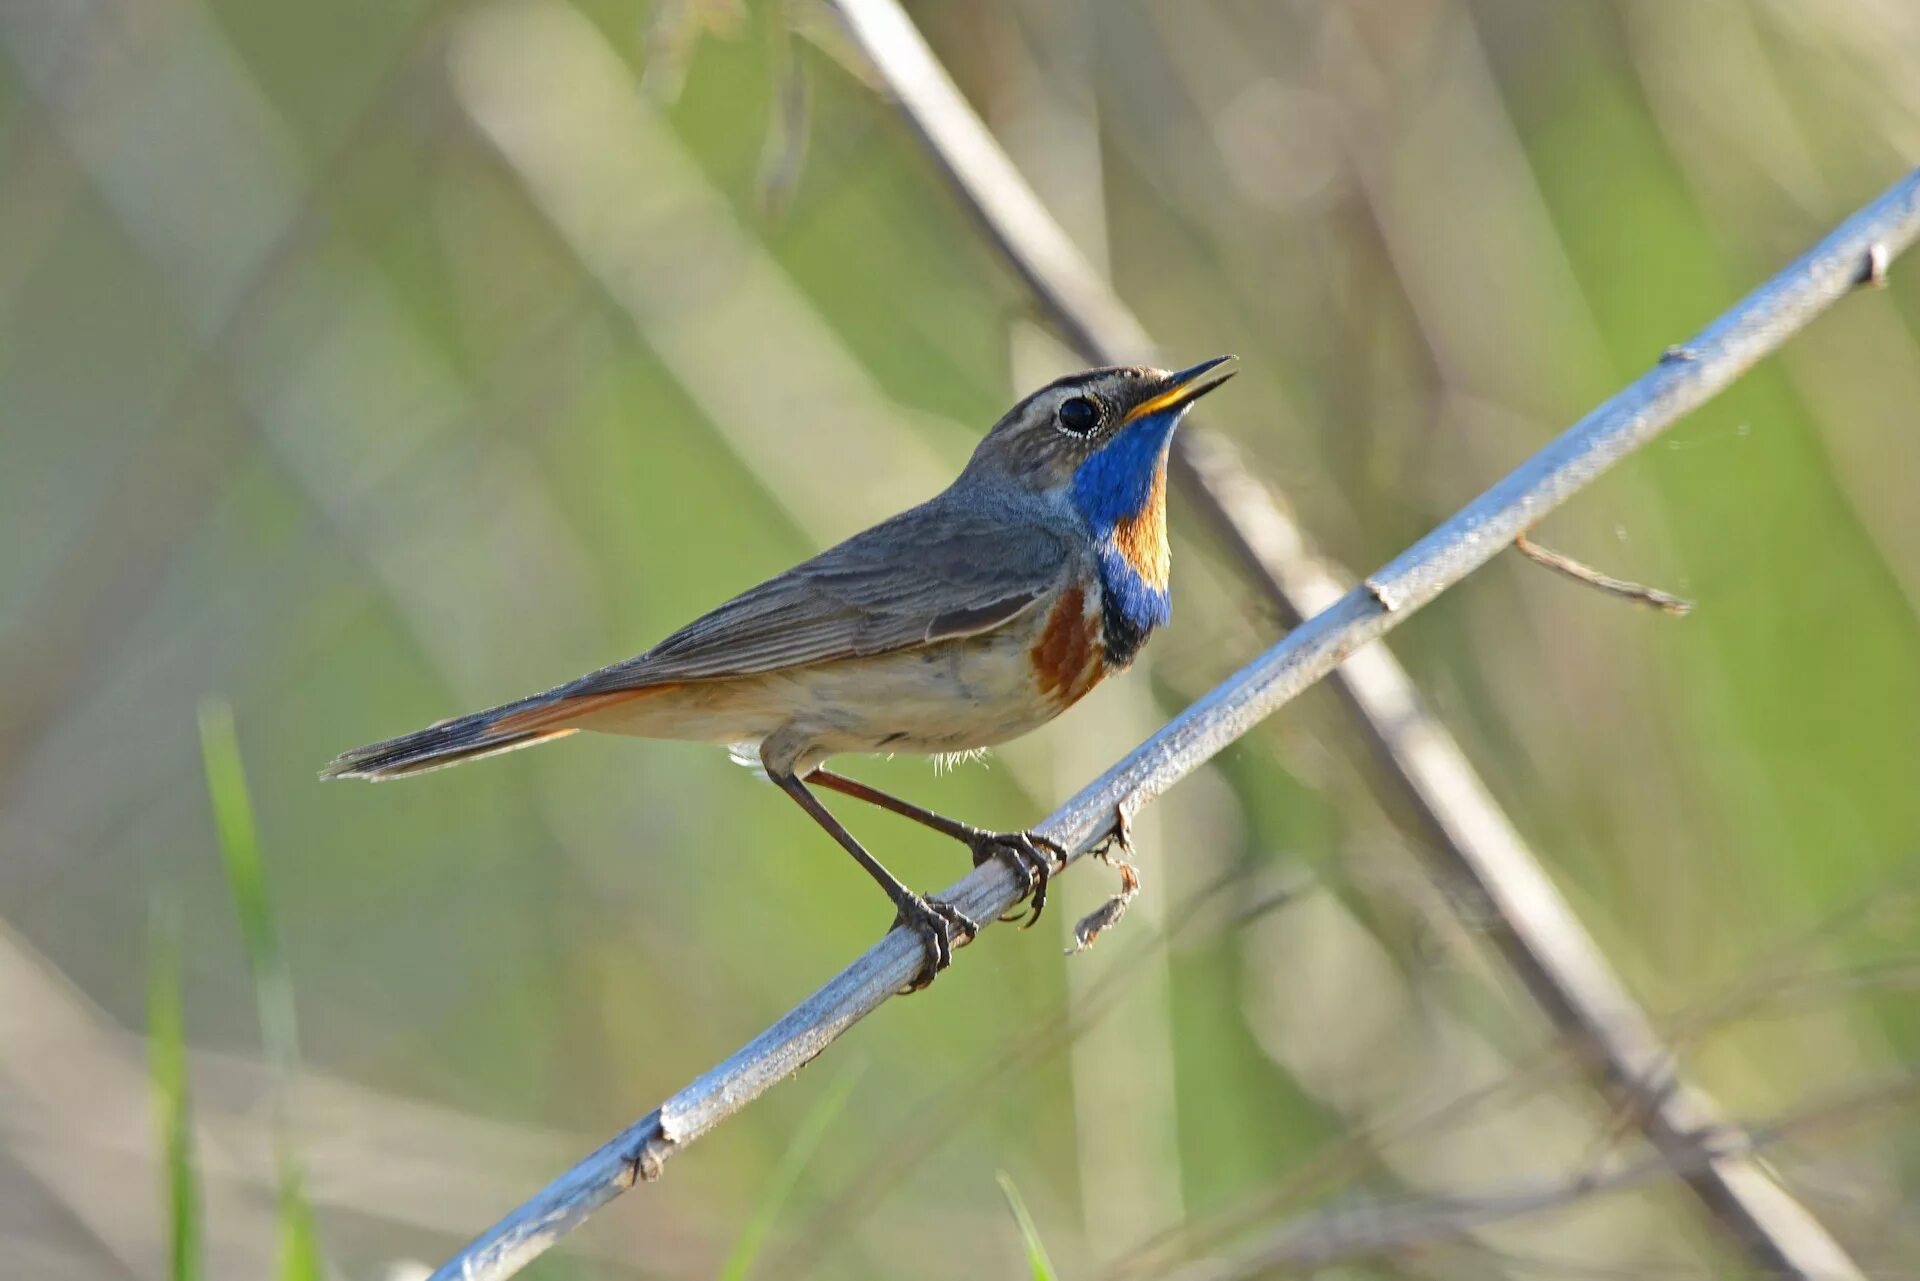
[968,829,1065,928]
[894,894,979,990]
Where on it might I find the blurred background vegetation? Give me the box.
[3,0,1918,1277]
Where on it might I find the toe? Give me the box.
[934,900,980,943]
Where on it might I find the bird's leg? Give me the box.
[771,769,977,989]
[804,769,1064,928]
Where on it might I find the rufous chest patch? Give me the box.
[1029,584,1107,707]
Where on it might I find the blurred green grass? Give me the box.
[199,701,325,1281]
[996,1171,1060,1281]
[149,896,204,1281]
[3,0,1918,1277]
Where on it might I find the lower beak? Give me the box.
[1124,354,1239,423]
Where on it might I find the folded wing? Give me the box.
[562,497,1076,694]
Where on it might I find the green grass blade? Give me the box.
[149,896,203,1281]
[198,701,298,1074]
[715,1061,866,1281]
[273,1172,324,1281]
[995,1171,1059,1281]
[197,700,326,1281]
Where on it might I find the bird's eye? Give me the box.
[1056,396,1101,436]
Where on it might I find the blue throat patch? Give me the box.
[1071,411,1178,664]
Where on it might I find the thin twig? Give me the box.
[824,2,1895,1277]
[425,31,1920,1262]
[1515,532,1695,615]
[1066,838,1141,956]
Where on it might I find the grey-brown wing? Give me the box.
[565,499,1076,693]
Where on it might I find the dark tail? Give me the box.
[320,697,577,781]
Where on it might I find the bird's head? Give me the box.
[962,356,1238,503]
[960,356,1235,661]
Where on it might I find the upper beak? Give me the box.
[1122,354,1239,424]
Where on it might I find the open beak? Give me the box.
[1122,354,1239,425]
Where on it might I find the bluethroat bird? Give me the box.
[325,357,1237,984]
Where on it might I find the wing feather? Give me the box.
[564,497,1074,695]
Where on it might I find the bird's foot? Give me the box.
[966,829,1065,927]
[895,894,980,991]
